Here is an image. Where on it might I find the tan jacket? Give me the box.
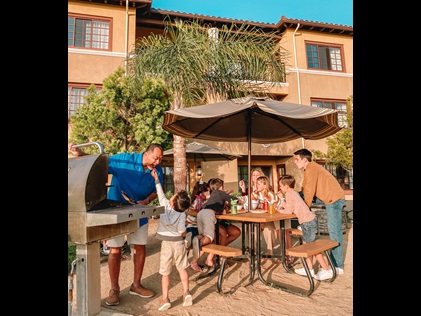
[302,161,345,206]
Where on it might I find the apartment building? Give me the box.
[68,0,353,196]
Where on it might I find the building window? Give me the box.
[68,85,100,120]
[306,42,343,72]
[316,160,353,190]
[68,86,89,119]
[68,15,111,50]
[311,99,347,127]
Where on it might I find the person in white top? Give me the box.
[251,176,279,261]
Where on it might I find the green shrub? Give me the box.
[68,243,76,274]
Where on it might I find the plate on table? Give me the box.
[250,209,267,214]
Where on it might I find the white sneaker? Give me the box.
[335,267,344,275]
[294,267,315,277]
[314,268,333,280]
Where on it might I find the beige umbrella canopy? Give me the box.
[163,141,241,182]
[162,96,342,203]
[163,141,241,162]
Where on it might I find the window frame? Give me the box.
[68,84,101,120]
[311,98,348,128]
[315,160,353,190]
[68,13,113,51]
[305,41,345,72]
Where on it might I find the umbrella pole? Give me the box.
[247,110,252,212]
[193,155,197,186]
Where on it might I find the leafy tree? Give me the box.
[69,67,172,154]
[314,96,353,173]
[128,17,287,192]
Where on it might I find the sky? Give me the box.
[152,0,353,27]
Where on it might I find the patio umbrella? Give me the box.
[163,141,242,179]
[162,96,342,204]
[164,141,241,162]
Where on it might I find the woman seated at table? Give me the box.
[251,176,279,262]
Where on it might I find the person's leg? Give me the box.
[128,223,155,297]
[105,235,125,305]
[172,241,190,294]
[218,225,228,246]
[194,209,216,267]
[161,274,170,299]
[133,244,146,285]
[325,199,345,269]
[108,247,122,289]
[190,235,212,271]
[225,224,241,245]
[262,222,276,256]
[179,269,191,303]
[179,266,192,307]
[315,253,329,270]
[158,241,173,311]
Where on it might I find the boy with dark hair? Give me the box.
[151,169,193,311]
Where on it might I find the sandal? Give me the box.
[190,261,202,272]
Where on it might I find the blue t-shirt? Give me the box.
[107,152,164,226]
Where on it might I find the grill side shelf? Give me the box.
[86,204,164,227]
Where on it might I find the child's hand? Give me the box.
[151,168,158,180]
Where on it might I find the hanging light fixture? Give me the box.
[197,165,202,176]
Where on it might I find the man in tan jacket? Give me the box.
[293,148,346,275]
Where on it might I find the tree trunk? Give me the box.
[173,135,187,192]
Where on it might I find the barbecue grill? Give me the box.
[68,142,164,316]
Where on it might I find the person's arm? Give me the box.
[150,169,169,207]
[239,180,247,195]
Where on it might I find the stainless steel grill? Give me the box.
[68,142,164,316]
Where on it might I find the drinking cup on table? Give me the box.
[251,200,259,210]
[268,203,275,214]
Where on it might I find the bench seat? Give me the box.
[285,238,339,296]
[198,244,243,294]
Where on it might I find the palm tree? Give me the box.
[128,17,287,192]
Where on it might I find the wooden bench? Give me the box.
[197,244,243,294]
[286,228,303,237]
[286,239,339,296]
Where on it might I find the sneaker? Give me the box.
[335,267,344,275]
[129,284,155,298]
[314,268,333,280]
[294,267,315,277]
[192,236,201,259]
[105,289,120,306]
[185,232,192,249]
[183,290,193,307]
[158,298,171,311]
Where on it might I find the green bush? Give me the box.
[68,243,76,274]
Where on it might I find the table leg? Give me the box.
[248,223,256,284]
[256,220,308,296]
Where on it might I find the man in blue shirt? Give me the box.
[69,143,164,306]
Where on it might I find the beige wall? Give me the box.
[280,29,353,105]
[68,1,137,85]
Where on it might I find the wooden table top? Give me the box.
[216,211,296,223]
